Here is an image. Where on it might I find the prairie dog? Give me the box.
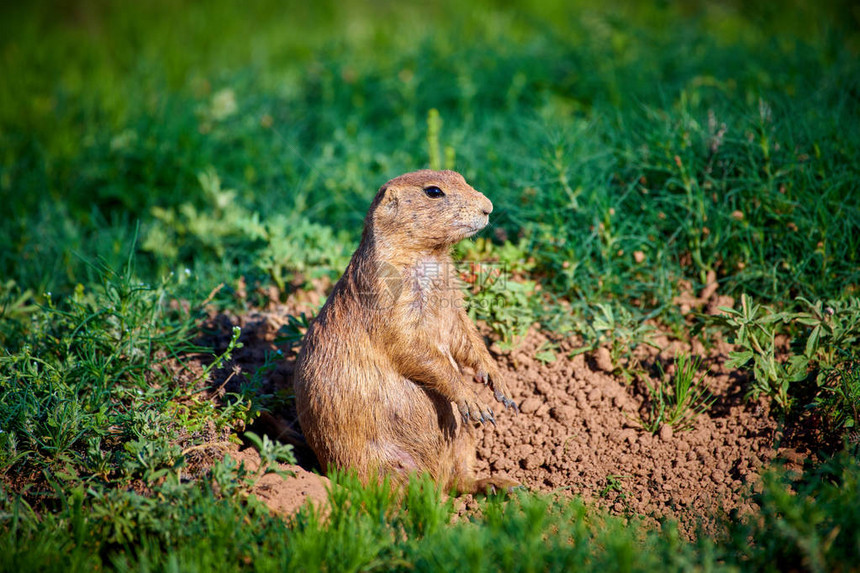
[294,170,517,493]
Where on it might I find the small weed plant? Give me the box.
[638,353,716,434]
[575,302,660,380]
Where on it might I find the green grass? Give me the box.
[2,0,860,570]
[2,453,859,571]
[0,250,254,484]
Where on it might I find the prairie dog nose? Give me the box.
[479,195,493,216]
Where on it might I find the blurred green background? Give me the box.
[1,0,858,307]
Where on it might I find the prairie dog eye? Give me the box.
[424,186,445,199]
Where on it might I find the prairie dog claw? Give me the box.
[477,369,517,413]
[457,396,495,425]
[493,388,519,413]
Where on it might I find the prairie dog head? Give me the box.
[367,170,494,249]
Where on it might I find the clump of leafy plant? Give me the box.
[706,294,860,427]
[275,312,311,354]
[637,352,715,433]
[573,302,659,380]
[793,297,860,378]
[467,270,538,350]
[0,280,37,345]
[598,474,633,514]
[142,168,352,293]
[211,432,296,500]
[712,294,806,410]
[535,340,561,364]
[460,238,540,350]
[814,361,860,432]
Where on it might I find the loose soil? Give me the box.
[189,278,833,534]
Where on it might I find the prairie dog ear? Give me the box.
[377,185,399,215]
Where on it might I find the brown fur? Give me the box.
[294,170,518,494]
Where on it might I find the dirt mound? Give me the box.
[472,329,781,530]
[193,285,829,532]
[230,447,330,515]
